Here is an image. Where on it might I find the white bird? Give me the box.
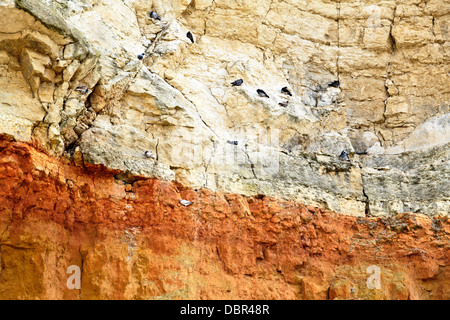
[75,85,89,94]
[144,150,156,159]
[180,199,194,207]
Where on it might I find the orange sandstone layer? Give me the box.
[0,136,448,299]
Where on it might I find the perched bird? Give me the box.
[281,86,292,96]
[339,150,350,161]
[144,150,156,159]
[279,101,289,107]
[257,89,269,98]
[75,85,88,94]
[186,31,194,43]
[149,11,161,20]
[227,140,238,145]
[231,79,243,86]
[180,199,194,207]
[137,53,145,60]
[329,80,340,88]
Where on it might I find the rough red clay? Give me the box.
[0,137,448,299]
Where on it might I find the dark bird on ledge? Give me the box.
[281,86,292,96]
[227,140,238,145]
[149,11,161,20]
[257,89,269,98]
[186,31,194,43]
[328,80,340,88]
[231,79,243,86]
[339,150,350,161]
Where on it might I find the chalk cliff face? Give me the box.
[0,0,449,299]
[1,0,449,216]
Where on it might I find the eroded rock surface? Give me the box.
[0,0,449,300]
[0,0,448,217]
[0,138,448,299]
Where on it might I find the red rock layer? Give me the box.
[0,136,448,299]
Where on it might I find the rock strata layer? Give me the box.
[0,0,448,216]
[0,138,448,299]
[0,0,449,300]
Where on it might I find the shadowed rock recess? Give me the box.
[0,0,448,299]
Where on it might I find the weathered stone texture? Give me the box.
[0,139,448,299]
[0,0,448,216]
[0,0,449,299]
